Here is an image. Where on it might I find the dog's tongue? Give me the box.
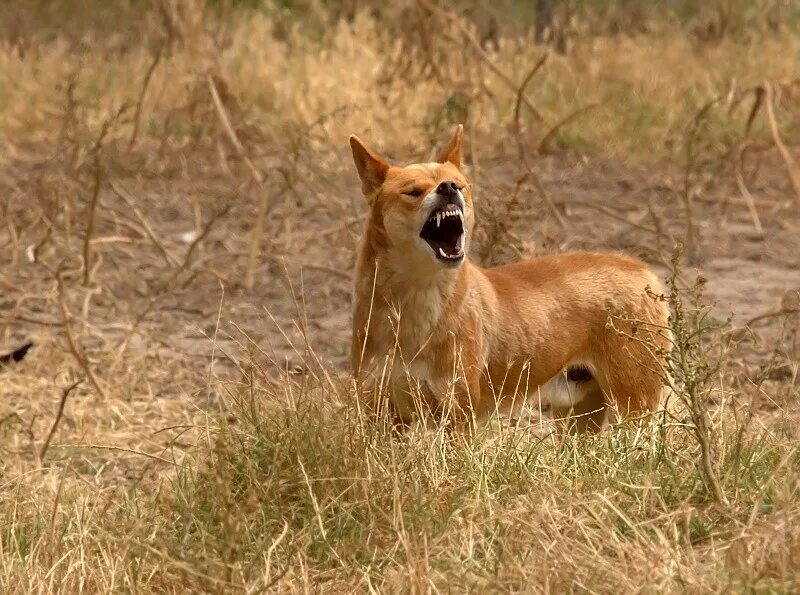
[420,204,465,259]
[434,232,462,258]
[444,234,462,255]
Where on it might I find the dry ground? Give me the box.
[3,147,797,479]
[1,1,799,592]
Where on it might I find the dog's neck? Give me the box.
[355,226,468,342]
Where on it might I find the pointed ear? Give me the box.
[436,124,463,169]
[349,135,389,197]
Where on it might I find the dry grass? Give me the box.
[1,1,799,592]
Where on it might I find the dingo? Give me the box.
[349,126,671,432]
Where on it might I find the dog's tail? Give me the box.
[0,342,34,368]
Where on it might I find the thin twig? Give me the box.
[53,443,177,465]
[25,414,41,467]
[81,156,103,287]
[548,198,665,237]
[109,179,180,266]
[4,315,63,327]
[734,149,763,235]
[512,53,549,162]
[527,166,567,230]
[79,102,130,285]
[154,0,182,44]
[738,85,764,136]
[764,82,800,205]
[265,255,351,280]
[537,102,602,154]
[40,380,82,460]
[56,274,108,400]
[165,203,232,286]
[746,308,800,327]
[680,97,722,263]
[128,41,164,151]
[503,52,566,230]
[48,458,72,542]
[207,75,271,289]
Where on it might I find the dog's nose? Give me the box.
[436,181,460,198]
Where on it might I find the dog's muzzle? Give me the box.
[419,181,465,265]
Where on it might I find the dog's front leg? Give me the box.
[444,345,483,434]
[457,367,483,434]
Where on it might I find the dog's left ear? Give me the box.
[436,124,463,169]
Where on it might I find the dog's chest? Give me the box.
[389,283,446,353]
[361,281,445,358]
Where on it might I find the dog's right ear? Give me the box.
[436,124,463,169]
[349,135,389,199]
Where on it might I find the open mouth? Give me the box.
[419,203,465,263]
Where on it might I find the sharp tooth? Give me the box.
[439,247,447,258]
[436,213,441,227]
[457,211,463,221]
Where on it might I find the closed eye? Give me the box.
[403,188,424,197]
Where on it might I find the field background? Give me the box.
[1,0,799,592]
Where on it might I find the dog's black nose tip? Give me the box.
[436,181,460,197]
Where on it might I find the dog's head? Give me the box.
[349,126,474,271]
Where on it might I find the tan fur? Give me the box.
[349,126,672,432]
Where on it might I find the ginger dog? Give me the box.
[349,125,671,432]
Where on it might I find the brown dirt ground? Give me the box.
[1,145,798,483]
